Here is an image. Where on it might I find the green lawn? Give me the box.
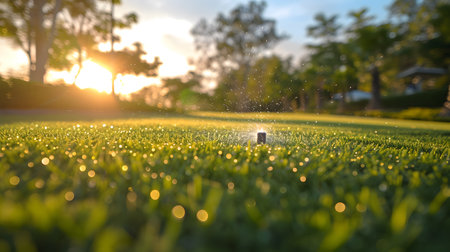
[0,112,449,251]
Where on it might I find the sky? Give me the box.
[0,0,393,95]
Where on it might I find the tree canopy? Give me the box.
[0,0,147,88]
[90,42,162,96]
[191,0,286,111]
[0,0,63,83]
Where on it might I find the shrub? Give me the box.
[0,78,118,110]
[381,87,448,109]
[345,87,448,111]
[395,107,444,121]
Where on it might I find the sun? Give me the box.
[47,41,192,96]
[53,59,161,96]
[68,60,112,93]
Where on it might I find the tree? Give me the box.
[90,42,162,97]
[0,0,63,84]
[247,55,294,111]
[387,0,450,71]
[305,13,342,111]
[307,13,341,43]
[64,0,149,97]
[131,85,167,109]
[347,9,397,110]
[55,0,98,84]
[357,24,395,109]
[0,0,140,86]
[191,1,286,111]
[332,66,358,112]
[162,72,208,110]
[95,0,140,96]
[99,0,138,52]
[418,2,450,67]
[213,67,247,111]
[57,0,138,84]
[293,63,312,112]
[327,41,359,112]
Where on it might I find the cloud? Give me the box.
[0,39,28,77]
[113,17,195,77]
[162,34,193,56]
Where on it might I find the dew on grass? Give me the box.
[335,202,346,213]
[65,191,75,201]
[88,170,96,177]
[0,113,448,250]
[9,176,20,186]
[356,203,367,212]
[196,209,209,222]
[172,205,185,219]
[379,183,388,192]
[35,179,45,188]
[127,192,137,202]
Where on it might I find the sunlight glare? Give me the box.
[71,60,112,93]
[52,59,161,96]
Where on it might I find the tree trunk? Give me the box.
[110,0,115,52]
[315,80,324,112]
[368,66,381,110]
[299,90,307,112]
[315,89,322,112]
[29,0,62,84]
[30,0,45,83]
[281,96,290,111]
[110,0,116,98]
[33,40,47,84]
[27,51,33,81]
[338,90,346,113]
[72,47,83,85]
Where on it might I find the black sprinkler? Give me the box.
[257,132,266,144]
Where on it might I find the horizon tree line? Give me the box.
[0,0,161,97]
[188,0,450,112]
[1,0,449,110]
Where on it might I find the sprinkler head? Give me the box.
[257,131,266,144]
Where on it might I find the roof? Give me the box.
[332,90,371,102]
[397,66,447,78]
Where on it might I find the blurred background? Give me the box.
[0,0,449,121]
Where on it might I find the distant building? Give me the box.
[333,90,371,102]
[397,66,446,94]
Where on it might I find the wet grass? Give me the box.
[0,112,449,251]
